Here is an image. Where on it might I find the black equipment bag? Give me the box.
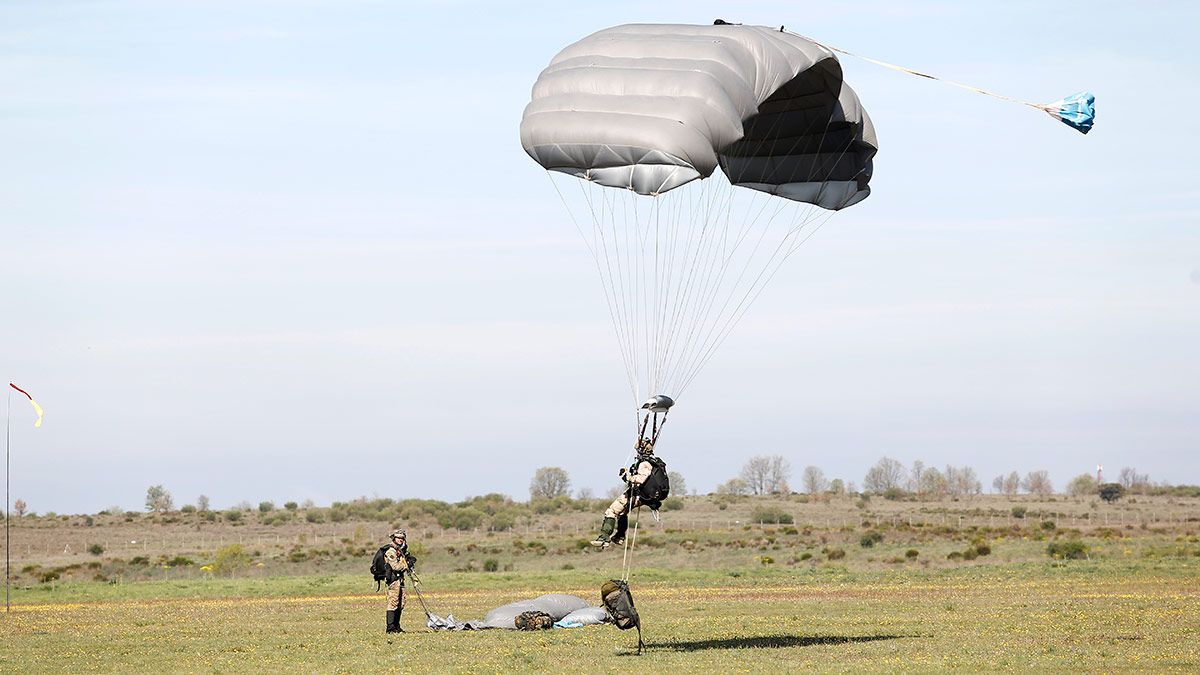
[635,456,670,510]
[601,579,644,654]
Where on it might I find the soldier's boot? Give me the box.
[610,514,629,546]
[394,606,404,632]
[386,610,401,634]
[590,517,616,548]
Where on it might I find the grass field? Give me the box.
[2,560,1198,673]
[3,494,1198,671]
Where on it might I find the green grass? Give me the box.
[2,559,1198,672]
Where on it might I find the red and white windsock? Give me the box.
[9,383,44,428]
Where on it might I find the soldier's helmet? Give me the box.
[390,529,406,540]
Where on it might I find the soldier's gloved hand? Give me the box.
[618,467,628,480]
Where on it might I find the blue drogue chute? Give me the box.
[1048,91,1096,134]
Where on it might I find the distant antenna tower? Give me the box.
[1096,464,1104,484]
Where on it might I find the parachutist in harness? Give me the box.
[591,396,673,549]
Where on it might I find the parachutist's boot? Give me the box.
[386,610,400,634]
[395,606,405,632]
[610,514,629,546]
[590,517,616,548]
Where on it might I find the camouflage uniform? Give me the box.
[604,458,654,519]
[592,454,655,547]
[384,532,410,633]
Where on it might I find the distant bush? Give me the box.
[661,496,685,511]
[905,549,919,559]
[483,558,499,572]
[129,556,149,566]
[39,570,61,583]
[1098,483,1125,503]
[751,506,794,524]
[859,531,884,548]
[87,544,104,556]
[1011,506,1026,519]
[799,552,813,561]
[224,510,242,523]
[824,547,846,561]
[284,501,298,511]
[1047,540,1089,560]
[180,504,196,513]
[212,544,251,575]
[946,551,964,561]
[166,556,194,567]
[1040,520,1056,531]
[258,501,275,513]
[882,487,908,501]
[305,511,325,524]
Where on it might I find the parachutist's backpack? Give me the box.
[370,545,392,590]
[371,544,417,589]
[601,579,643,654]
[633,456,670,510]
[514,610,555,631]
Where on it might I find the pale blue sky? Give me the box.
[2,1,1197,513]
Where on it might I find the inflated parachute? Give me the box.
[521,23,876,440]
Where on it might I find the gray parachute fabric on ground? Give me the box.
[520,23,876,209]
[479,594,592,629]
[556,606,610,627]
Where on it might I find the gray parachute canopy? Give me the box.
[520,23,877,210]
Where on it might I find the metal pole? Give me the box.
[6,388,11,612]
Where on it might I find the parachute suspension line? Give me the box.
[663,184,780,395]
[573,175,639,400]
[552,172,639,400]
[786,29,1059,114]
[655,178,748,395]
[620,503,643,583]
[672,101,862,395]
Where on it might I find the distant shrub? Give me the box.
[905,549,919,559]
[946,551,964,561]
[973,544,992,556]
[751,506,794,524]
[560,563,575,570]
[1047,540,1089,560]
[962,548,979,561]
[180,504,196,513]
[211,544,250,575]
[224,510,242,523]
[661,496,685,511]
[39,570,61,583]
[1011,506,1027,519]
[284,501,298,511]
[759,556,774,565]
[825,547,846,561]
[87,544,104,556]
[1041,520,1056,531]
[799,552,813,561]
[782,526,799,535]
[166,556,194,567]
[882,487,908,501]
[258,501,275,513]
[1098,483,1125,503]
[129,556,149,566]
[305,511,325,524]
[483,558,500,572]
[859,531,884,548]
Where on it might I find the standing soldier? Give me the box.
[383,529,411,633]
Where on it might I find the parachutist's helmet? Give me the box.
[390,529,406,541]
